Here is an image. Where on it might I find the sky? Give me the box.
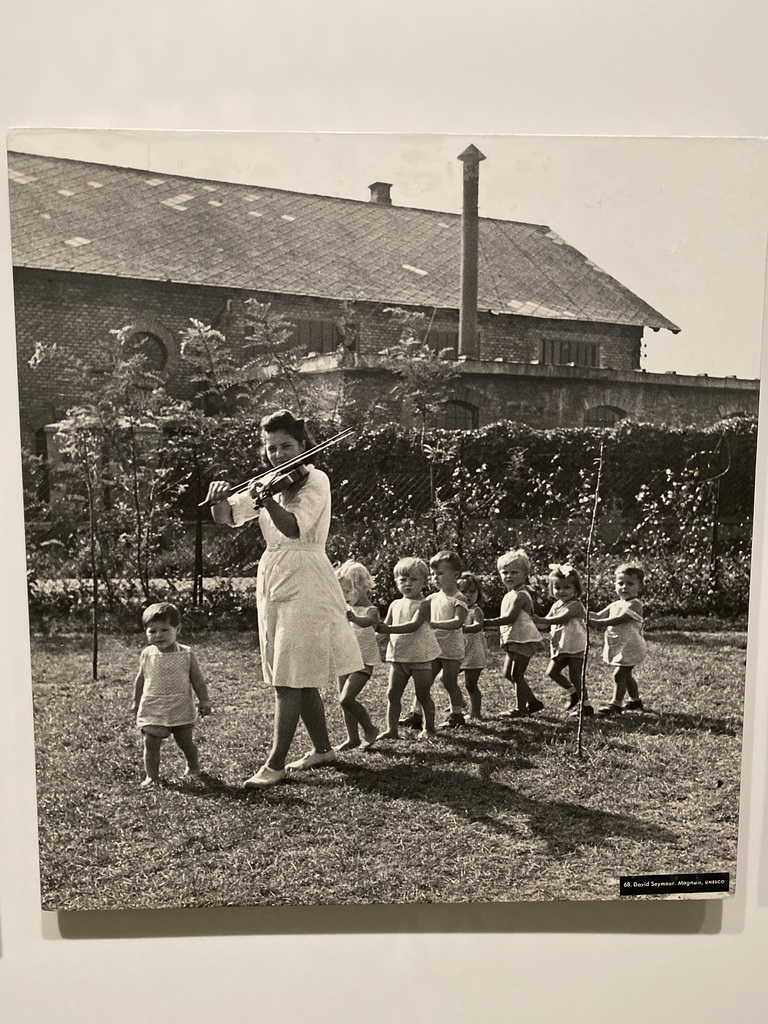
[7,129,768,379]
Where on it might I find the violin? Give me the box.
[198,426,354,508]
[249,464,309,503]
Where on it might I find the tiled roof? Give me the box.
[7,152,679,332]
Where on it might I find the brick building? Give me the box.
[8,151,759,451]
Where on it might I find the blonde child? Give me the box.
[484,549,544,717]
[533,563,593,716]
[335,560,381,751]
[132,602,211,788]
[376,557,441,740]
[458,572,487,722]
[589,563,647,716]
[400,550,468,730]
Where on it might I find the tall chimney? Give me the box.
[457,145,486,360]
[368,181,393,205]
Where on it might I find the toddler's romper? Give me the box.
[549,599,587,659]
[427,590,468,661]
[386,597,441,665]
[136,644,197,730]
[461,607,488,671]
[349,603,382,671]
[603,599,646,666]
[500,587,543,660]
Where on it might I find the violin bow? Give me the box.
[198,426,355,507]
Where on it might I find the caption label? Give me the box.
[619,873,729,896]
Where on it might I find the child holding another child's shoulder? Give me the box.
[589,563,647,716]
[335,560,381,751]
[458,572,487,722]
[132,602,212,788]
[376,557,441,740]
[484,549,544,718]
[533,563,592,716]
[400,550,468,731]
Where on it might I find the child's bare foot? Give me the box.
[377,729,399,740]
[139,776,159,789]
[360,726,379,748]
[417,729,436,741]
[183,766,201,779]
[334,739,360,751]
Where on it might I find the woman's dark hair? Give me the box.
[260,409,313,448]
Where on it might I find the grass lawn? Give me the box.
[30,629,745,909]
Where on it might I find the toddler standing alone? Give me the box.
[132,602,211,788]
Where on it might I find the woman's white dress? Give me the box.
[228,466,363,688]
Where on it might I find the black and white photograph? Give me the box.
[7,130,766,910]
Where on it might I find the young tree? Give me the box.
[28,329,190,603]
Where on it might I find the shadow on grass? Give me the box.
[590,709,741,738]
[370,734,537,770]
[162,773,310,807]
[473,708,741,741]
[335,760,679,857]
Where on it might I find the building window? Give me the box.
[122,330,168,371]
[291,319,343,355]
[437,400,479,431]
[426,328,459,357]
[584,405,626,428]
[541,337,599,368]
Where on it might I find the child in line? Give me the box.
[428,551,469,728]
[132,602,211,788]
[400,550,468,730]
[458,572,487,722]
[376,557,441,740]
[484,549,544,718]
[534,563,593,716]
[589,563,647,716]
[335,560,381,751]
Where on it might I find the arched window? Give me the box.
[584,405,626,428]
[437,400,479,431]
[122,330,168,371]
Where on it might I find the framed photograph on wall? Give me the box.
[7,130,765,909]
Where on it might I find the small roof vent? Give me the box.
[368,181,393,206]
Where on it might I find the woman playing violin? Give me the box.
[205,409,363,787]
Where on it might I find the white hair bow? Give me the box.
[549,562,575,576]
